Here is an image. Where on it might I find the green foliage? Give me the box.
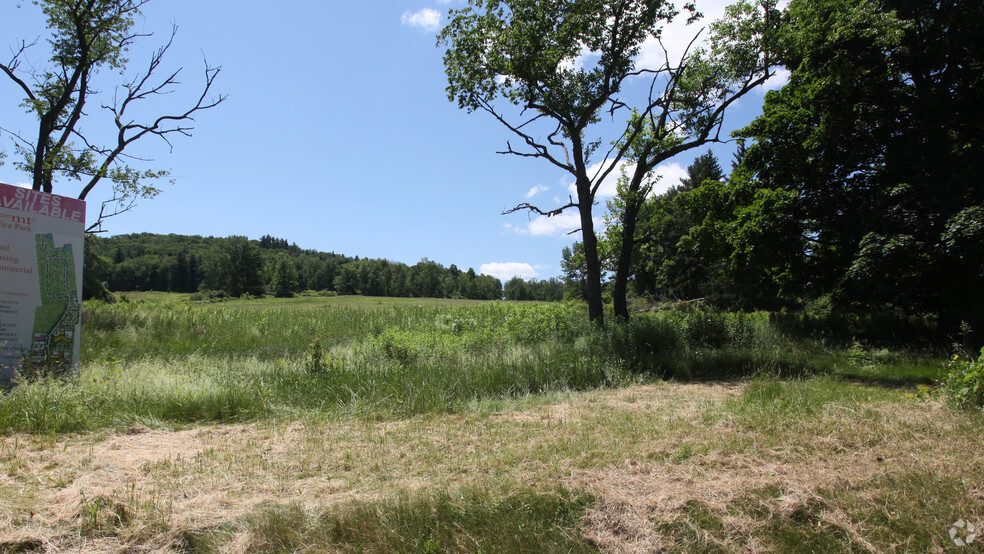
[267,253,299,298]
[732,0,984,329]
[86,233,509,301]
[503,276,564,302]
[243,488,597,553]
[439,0,780,322]
[201,236,264,297]
[614,150,732,302]
[943,348,984,411]
[189,289,231,302]
[303,336,342,375]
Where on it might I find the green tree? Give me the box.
[678,150,724,191]
[735,0,984,326]
[560,244,590,301]
[201,237,263,297]
[82,235,113,301]
[268,253,299,298]
[622,151,725,301]
[0,0,224,232]
[504,277,532,301]
[440,0,780,322]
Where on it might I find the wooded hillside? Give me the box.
[85,233,564,301]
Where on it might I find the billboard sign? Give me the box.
[0,182,85,385]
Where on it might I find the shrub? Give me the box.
[304,337,342,375]
[190,289,231,302]
[943,347,984,410]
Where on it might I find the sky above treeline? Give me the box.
[0,0,787,281]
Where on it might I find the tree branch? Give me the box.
[77,39,226,202]
[0,39,39,101]
[502,196,578,217]
[477,96,574,174]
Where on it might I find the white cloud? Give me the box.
[761,67,791,92]
[564,158,686,200]
[566,159,633,199]
[506,211,605,238]
[636,0,730,70]
[480,262,538,281]
[525,184,549,199]
[401,8,441,31]
[527,212,584,236]
[651,162,688,195]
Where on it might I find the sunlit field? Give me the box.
[1,295,980,552]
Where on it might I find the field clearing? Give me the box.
[2,380,982,552]
[1,296,980,551]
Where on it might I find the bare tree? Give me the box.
[0,0,225,232]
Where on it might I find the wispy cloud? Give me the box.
[525,184,549,198]
[480,262,538,281]
[401,8,441,31]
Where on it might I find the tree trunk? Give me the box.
[577,183,605,325]
[612,169,648,320]
[612,201,639,320]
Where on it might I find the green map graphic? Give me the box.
[30,233,80,370]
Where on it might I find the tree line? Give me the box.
[85,233,565,302]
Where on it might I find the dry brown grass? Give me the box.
[1,381,982,552]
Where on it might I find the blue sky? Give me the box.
[0,0,786,281]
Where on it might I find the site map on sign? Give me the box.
[29,233,81,369]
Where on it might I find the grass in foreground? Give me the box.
[1,379,980,552]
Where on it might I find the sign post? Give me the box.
[0,182,85,386]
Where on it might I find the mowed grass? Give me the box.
[2,380,981,552]
[1,294,975,552]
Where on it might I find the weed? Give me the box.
[943,347,984,410]
[304,336,342,375]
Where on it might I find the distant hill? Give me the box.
[85,233,561,302]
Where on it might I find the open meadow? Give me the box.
[1,295,981,552]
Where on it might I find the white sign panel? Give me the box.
[0,182,85,385]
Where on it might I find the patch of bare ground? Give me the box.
[1,381,981,552]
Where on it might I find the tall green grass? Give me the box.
[1,299,945,433]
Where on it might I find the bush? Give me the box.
[190,289,231,302]
[943,347,984,410]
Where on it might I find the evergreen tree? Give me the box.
[268,253,299,297]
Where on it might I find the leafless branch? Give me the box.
[85,191,140,234]
[502,196,578,217]
[478,96,573,173]
[0,39,39,100]
[77,32,226,201]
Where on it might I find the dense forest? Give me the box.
[85,233,565,302]
[553,0,983,336]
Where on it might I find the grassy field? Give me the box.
[1,294,980,552]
